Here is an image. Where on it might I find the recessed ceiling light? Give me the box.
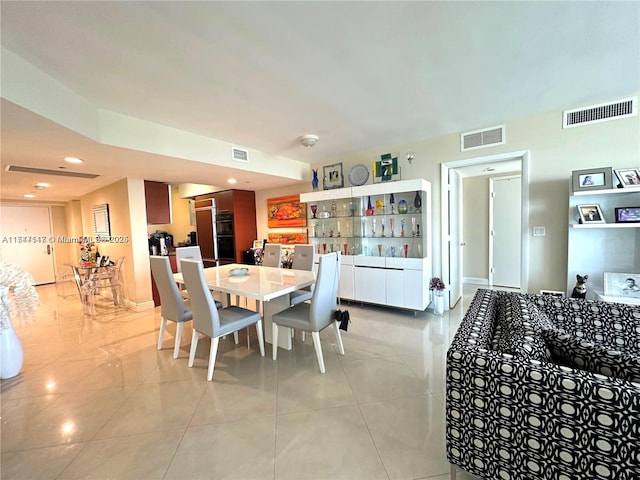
[35,182,50,188]
[24,193,36,198]
[227,178,237,184]
[64,157,83,164]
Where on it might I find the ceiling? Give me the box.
[1,1,638,202]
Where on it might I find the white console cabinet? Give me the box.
[301,178,432,312]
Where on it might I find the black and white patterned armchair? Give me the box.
[446,289,640,480]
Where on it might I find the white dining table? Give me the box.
[173,263,315,350]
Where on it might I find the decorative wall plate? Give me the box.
[348,164,369,186]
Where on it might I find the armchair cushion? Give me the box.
[543,327,640,383]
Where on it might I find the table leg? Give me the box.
[263,295,293,350]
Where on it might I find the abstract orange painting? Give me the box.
[267,195,307,228]
[268,232,308,245]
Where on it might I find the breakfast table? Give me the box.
[173,263,315,350]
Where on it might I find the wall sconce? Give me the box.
[406,152,415,164]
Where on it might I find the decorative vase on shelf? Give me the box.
[312,169,319,191]
[398,199,408,214]
[413,191,422,212]
[0,286,24,380]
[366,196,374,216]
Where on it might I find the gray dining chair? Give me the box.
[180,258,265,381]
[272,252,344,373]
[150,255,197,359]
[262,243,282,268]
[289,244,315,306]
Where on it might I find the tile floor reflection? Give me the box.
[1,283,482,479]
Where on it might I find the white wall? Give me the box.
[305,102,639,293]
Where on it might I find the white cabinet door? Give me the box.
[354,266,386,305]
[385,269,404,307]
[403,269,426,310]
[339,264,355,300]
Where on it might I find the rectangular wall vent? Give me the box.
[231,146,249,163]
[563,97,637,128]
[461,125,505,152]
[5,165,100,179]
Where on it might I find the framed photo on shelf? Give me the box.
[604,272,640,298]
[571,167,613,193]
[577,204,605,224]
[539,290,565,297]
[323,162,344,190]
[614,168,640,188]
[615,206,640,223]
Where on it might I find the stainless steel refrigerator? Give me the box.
[194,198,219,267]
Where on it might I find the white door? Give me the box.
[490,176,521,288]
[448,169,463,308]
[0,205,56,284]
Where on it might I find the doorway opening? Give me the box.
[440,150,530,310]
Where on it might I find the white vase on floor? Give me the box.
[0,286,24,379]
[433,291,445,316]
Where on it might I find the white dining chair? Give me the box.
[272,252,344,373]
[180,258,265,381]
[175,246,202,272]
[150,256,194,358]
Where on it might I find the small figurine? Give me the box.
[571,274,589,299]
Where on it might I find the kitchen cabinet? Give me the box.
[301,178,432,312]
[145,180,172,224]
[567,185,640,299]
[194,189,257,264]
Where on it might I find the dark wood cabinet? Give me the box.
[194,189,257,264]
[145,180,171,224]
[151,254,177,306]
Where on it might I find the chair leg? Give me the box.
[332,321,345,355]
[255,320,265,357]
[173,322,184,359]
[450,464,457,480]
[157,317,167,350]
[272,322,279,360]
[207,337,220,381]
[188,330,199,367]
[233,331,239,344]
[301,331,306,343]
[311,331,325,373]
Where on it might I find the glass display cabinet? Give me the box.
[300,178,432,312]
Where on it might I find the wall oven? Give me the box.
[216,213,235,263]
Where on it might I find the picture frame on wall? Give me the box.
[604,272,640,298]
[614,168,640,188]
[577,204,605,224]
[323,162,344,190]
[571,167,613,193]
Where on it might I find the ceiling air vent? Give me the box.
[461,125,505,152]
[231,146,249,163]
[5,165,100,179]
[563,97,637,128]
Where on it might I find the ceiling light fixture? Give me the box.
[64,157,83,164]
[227,178,237,184]
[35,182,50,189]
[24,193,36,198]
[300,134,319,148]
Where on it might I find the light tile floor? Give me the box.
[1,282,482,480]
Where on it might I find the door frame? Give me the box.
[441,150,530,309]
[489,174,522,288]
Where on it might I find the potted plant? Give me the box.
[0,262,38,379]
[429,277,446,315]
